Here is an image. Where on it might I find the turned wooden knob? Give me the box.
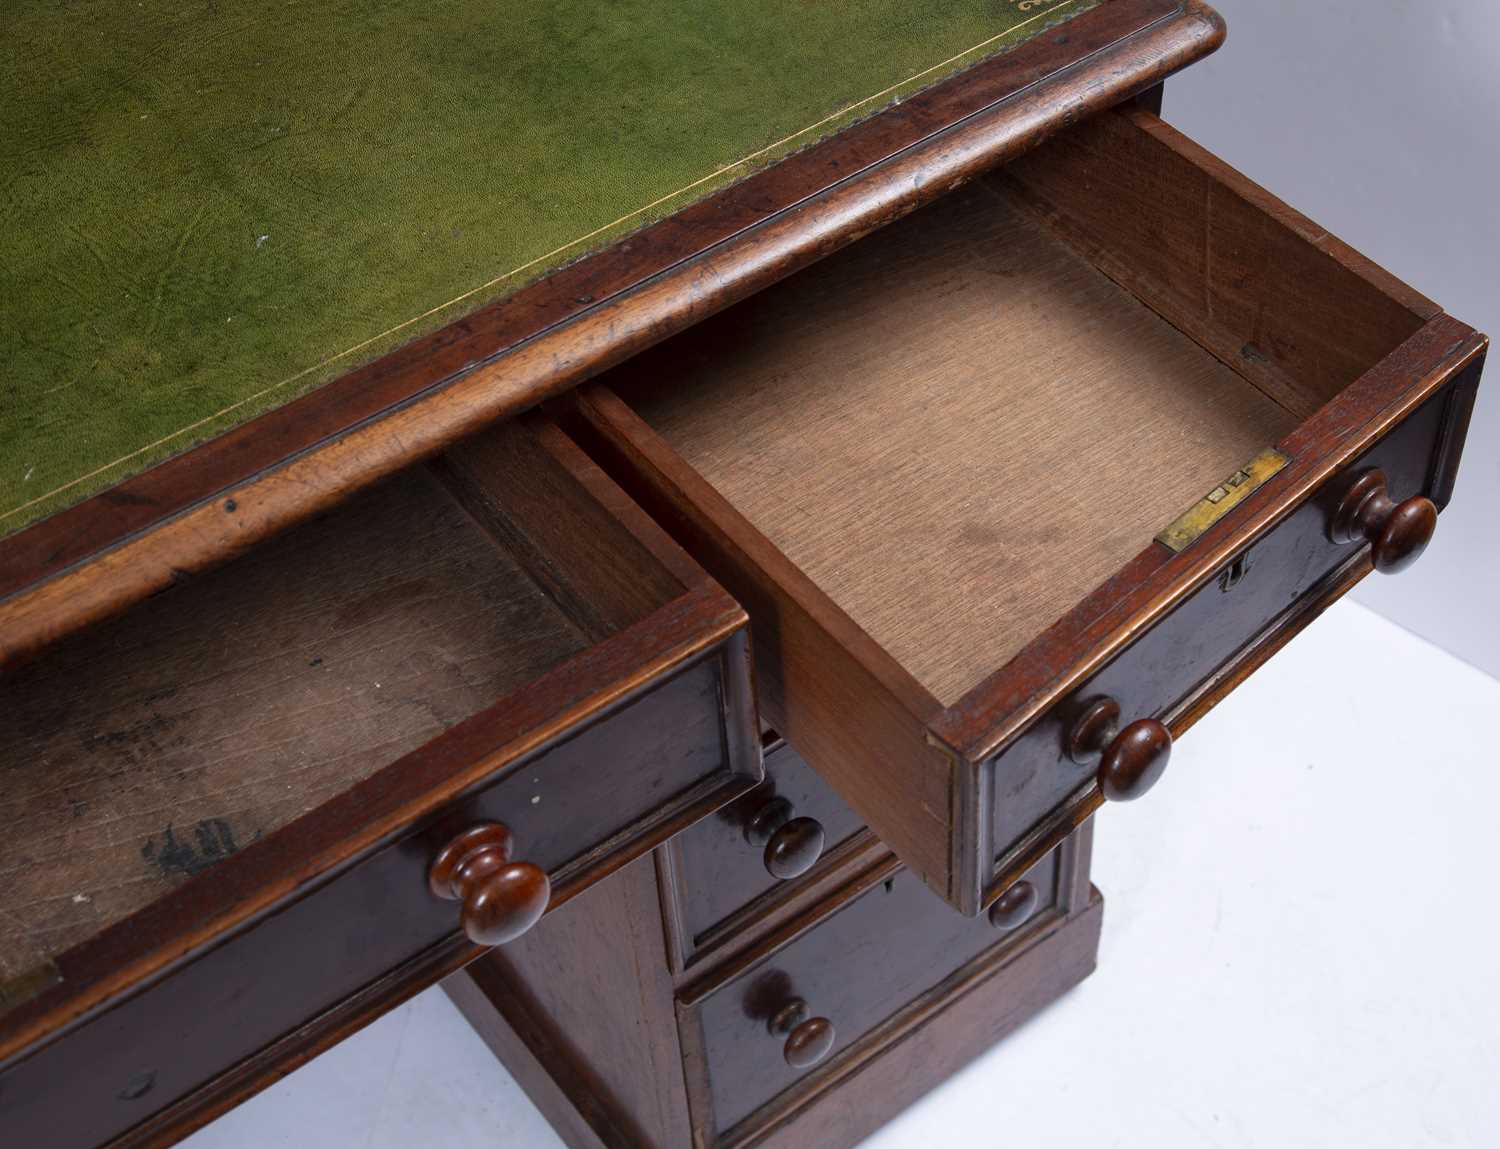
[769,999,835,1069]
[1066,697,1121,765]
[745,796,826,880]
[1330,468,1436,575]
[1097,719,1172,802]
[428,823,550,946]
[988,879,1040,932]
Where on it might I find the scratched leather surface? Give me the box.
[0,0,1097,536]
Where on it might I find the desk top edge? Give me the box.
[0,0,1223,665]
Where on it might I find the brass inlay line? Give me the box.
[3,1,1087,526]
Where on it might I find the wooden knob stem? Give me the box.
[988,879,1040,932]
[1066,697,1121,765]
[1097,719,1172,803]
[1330,468,1436,575]
[429,823,550,947]
[769,999,836,1069]
[745,796,826,880]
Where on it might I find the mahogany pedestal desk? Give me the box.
[0,3,1485,1147]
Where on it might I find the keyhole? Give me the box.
[1219,552,1252,592]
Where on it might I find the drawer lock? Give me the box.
[1156,447,1289,553]
[1219,551,1253,593]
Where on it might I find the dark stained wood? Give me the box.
[446,854,694,1149]
[760,819,826,883]
[0,11,1486,1147]
[603,180,1295,708]
[662,817,885,981]
[566,100,1488,915]
[679,847,1067,1140]
[1428,351,1487,508]
[972,326,1485,904]
[0,414,747,1019]
[0,0,1225,669]
[774,1008,835,1071]
[1066,697,1122,765]
[110,933,484,1149]
[448,825,1093,1149]
[659,737,909,982]
[1097,720,1172,803]
[1330,468,1438,574]
[0,625,755,1149]
[567,382,955,895]
[428,823,551,947]
[987,880,1040,933]
[744,890,1102,1149]
[741,790,829,883]
[0,418,760,1149]
[444,966,611,1149]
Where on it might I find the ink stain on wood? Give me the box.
[141,819,242,879]
[79,712,179,757]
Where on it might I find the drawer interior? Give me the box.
[604,107,1433,708]
[0,421,688,993]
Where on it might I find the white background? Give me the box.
[183,5,1500,1146]
[1169,0,1500,681]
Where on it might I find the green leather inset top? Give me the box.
[1,0,1097,534]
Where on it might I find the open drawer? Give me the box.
[564,105,1487,916]
[0,416,759,1148]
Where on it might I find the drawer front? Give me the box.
[668,740,867,963]
[0,646,754,1149]
[684,845,1064,1137]
[987,371,1467,884]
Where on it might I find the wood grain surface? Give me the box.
[448,853,693,1149]
[997,106,1435,416]
[0,468,584,985]
[626,180,1297,704]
